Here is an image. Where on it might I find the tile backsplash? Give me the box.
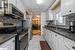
[65,16,75,27]
[47,16,75,29]
[55,16,75,29]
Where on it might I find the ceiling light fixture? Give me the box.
[36,0,43,4]
[37,15,40,17]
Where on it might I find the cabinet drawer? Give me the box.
[64,37,75,45]
[64,37,75,50]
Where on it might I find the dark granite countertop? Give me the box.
[0,34,17,45]
[44,26,75,42]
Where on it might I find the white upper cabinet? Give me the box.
[46,10,53,20]
[48,10,53,20]
[17,0,24,12]
[48,0,60,20]
[41,12,46,26]
[8,0,17,6]
[61,0,75,16]
[17,0,26,20]
[23,12,26,20]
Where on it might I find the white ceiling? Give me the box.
[22,0,56,15]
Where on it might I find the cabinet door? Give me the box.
[45,29,48,41]
[41,12,46,27]
[63,41,72,50]
[44,29,49,42]
[51,32,64,50]
[17,0,22,12]
[44,30,64,50]
[8,38,15,50]
[17,0,25,13]
[23,12,26,20]
[64,37,75,50]
[64,45,71,50]
[8,0,17,6]
[61,0,75,16]
[49,10,53,20]
[44,30,53,50]
[56,34,64,50]
[51,32,56,50]
[43,28,46,39]
[0,37,15,50]
[45,30,57,50]
[47,30,52,47]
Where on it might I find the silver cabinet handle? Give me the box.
[72,46,75,49]
[55,35,57,36]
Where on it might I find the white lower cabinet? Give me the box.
[64,41,71,50]
[45,30,48,42]
[63,37,75,50]
[51,32,56,50]
[43,28,46,39]
[44,29,64,50]
[44,29,75,50]
[0,37,15,50]
[55,34,64,50]
[49,31,64,50]
[47,30,52,48]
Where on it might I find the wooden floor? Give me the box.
[40,41,51,50]
[32,30,41,35]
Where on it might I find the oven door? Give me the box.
[0,0,5,16]
[19,33,28,50]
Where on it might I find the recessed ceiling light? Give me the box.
[37,15,40,17]
[36,0,43,4]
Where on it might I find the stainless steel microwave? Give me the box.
[0,0,24,19]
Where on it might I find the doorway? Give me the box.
[32,16,41,35]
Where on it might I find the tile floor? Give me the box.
[28,35,45,50]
